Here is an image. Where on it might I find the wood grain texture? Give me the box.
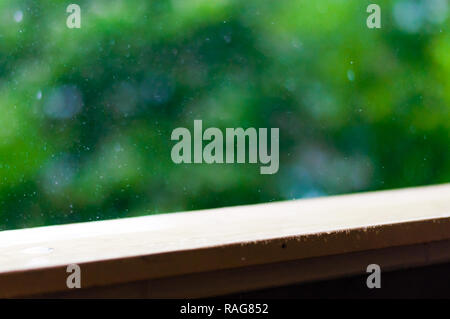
[1,184,449,298]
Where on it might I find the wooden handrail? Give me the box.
[1,184,450,298]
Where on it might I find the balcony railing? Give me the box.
[1,183,450,298]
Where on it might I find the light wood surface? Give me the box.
[1,184,450,298]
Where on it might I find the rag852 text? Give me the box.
[224,303,269,314]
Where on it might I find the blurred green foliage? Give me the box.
[0,0,449,230]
